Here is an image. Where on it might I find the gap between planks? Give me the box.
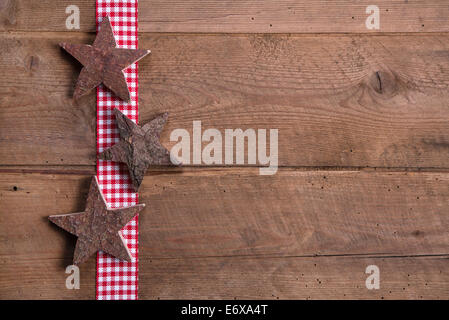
[141,252,449,261]
[2,165,449,175]
[4,252,449,261]
[3,31,449,37]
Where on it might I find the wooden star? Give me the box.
[60,16,150,102]
[99,108,177,192]
[48,176,145,265]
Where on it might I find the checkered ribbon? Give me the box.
[96,0,139,300]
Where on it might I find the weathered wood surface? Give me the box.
[2,33,449,168]
[1,1,449,33]
[3,169,449,259]
[1,171,448,299]
[1,0,449,301]
[139,169,449,257]
[3,254,448,300]
[0,257,96,300]
[0,174,95,299]
[1,171,449,261]
[0,174,91,259]
[140,255,449,300]
[0,33,96,166]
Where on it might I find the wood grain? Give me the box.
[0,257,96,300]
[2,33,449,168]
[0,0,95,32]
[140,255,449,299]
[0,173,92,259]
[139,168,449,258]
[1,0,449,300]
[3,254,448,300]
[1,1,449,33]
[0,32,96,166]
[1,171,449,299]
[140,0,449,34]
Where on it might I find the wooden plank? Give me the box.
[1,171,448,299]
[139,33,449,168]
[1,1,449,33]
[0,0,95,32]
[140,0,449,34]
[2,33,449,168]
[1,170,449,260]
[0,257,95,299]
[140,255,449,299]
[2,255,447,300]
[139,169,449,257]
[0,33,96,166]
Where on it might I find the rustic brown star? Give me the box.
[60,16,150,101]
[99,108,177,192]
[48,176,145,265]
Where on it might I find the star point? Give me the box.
[99,108,179,192]
[60,15,150,102]
[48,176,145,265]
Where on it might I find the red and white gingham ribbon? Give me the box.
[96,0,139,300]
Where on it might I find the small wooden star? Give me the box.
[48,176,145,265]
[99,108,178,192]
[60,16,150,101]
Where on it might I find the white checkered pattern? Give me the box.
[96,0,139,300]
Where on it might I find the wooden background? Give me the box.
[1,0,449,299]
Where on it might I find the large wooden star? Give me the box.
[60,16,150,101]
[48,177,145,265]
[99,108,177,192]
